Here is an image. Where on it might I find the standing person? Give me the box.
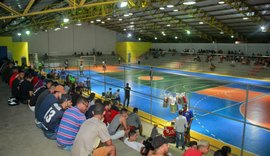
[107,108,129,140]
[56,97,89,150]
[183,104,194,144]
[64,59,68,70]
[79,63,83,76]
[118,57,121,65]
[123,83,131,107]
[175,110,188,150]
[71,104,116,156]
[149,67,153,80]
[127,107,145,137]
[102,61,107,71]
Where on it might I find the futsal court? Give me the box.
[58,64,270,156]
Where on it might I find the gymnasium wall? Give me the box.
[153,43,270,55]
[19,24,116,56]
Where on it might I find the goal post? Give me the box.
[79,55,96,69]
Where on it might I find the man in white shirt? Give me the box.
[124,130,144,152]
[174,110,187,150]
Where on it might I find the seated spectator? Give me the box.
[150,124,159,138]
[112,89,120,104]
[41,97,72,140]
[107,108,129,140]
[127,107,145,137]
[214,146,231,156]
[106,88,112,99]
[163,122,176,143]
[8,67,18,89]
[103,101,112,126]
[29,80,53,112]
[19,74,34,104]
[85,98,102,119]
[183,140,210,156]
[71,104,116,156]
[33,75,45,91]
[88,92,95,106]
[35,85,66,127]
[141,135,170,156]
[56,97,89,150]
[9,70,25,106]
[210,63,216,71]
[124,130,144,152]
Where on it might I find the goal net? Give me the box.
[78,56,96,69]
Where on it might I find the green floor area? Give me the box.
[104,69,228,93]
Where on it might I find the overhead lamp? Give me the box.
[154,37,157,40]
[90,21,94,23]
[17,32,21,36]
[183,0,196,5]
[175,36,178,39]
[220,31,224,34]
[64,26,68,29]
[161,31,165,34]
[130,22,134,24]
[138,38,141,41]
[101,21,105,24]
[127,33,132,37]
[160,7,165,10]
[167,24,171,27]
[96,19,101,22]
[119,18,123,21]
[25,30,30,35]
[107,18,111,20]
[123,28,127,31]
[76,20,82,26]
[199,21,204,24]
[231,35,234,38]
[167,5,174,8]
[129,13,133,16]
[218,1,225,4]
[63,18,69,23]
[54,27,61,31]
[124,14,129,17]
[235,41,240,44]
[120,1,128,8]
[163,33,166,36]
[173,9,178,12]
[186,30,191,35]
[243,17,248,20]
[261,26,266,32]
[130,25,135,28]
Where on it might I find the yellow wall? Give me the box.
[0,36,29,66]
[116,42,152,63]
[12,42,29,66]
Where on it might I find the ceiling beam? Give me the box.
[0,0,118,20]
[0,2,21,16]
[66,0,79,8]
[224,0,269,32]
[79,0,86,6]
[23,0,36,15]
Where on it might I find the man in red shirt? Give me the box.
[9,67,18,89]
[103,101,112,126]
[163,122,176,143]
[183,140,210,156]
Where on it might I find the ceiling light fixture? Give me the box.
[167,24,171,27]
[231,35,234,38]
[160,7,165,10]
[124,14,129,17]
[119,18,123,21]
[101,21,105,24]
[120,1,128,8]
[17,32,21,36]
[130,22,134,24]
[220,31,224,34]
[199,21,204,24]
[76,20,82,26]
[218,1,225,4]
[173,9,178,12]
[54,27,61,31]
[154,37,157,40]
[107,18,111,20]
[90,21,94,23]
[123,28,127,31]
[25,30,30,35]
[243,17,248,20]
[167,5,174,8]
[129,13,133,16]
[96,19,101,22]
[261,26,266,32]
[64,26,68,29]
[183,0,196,5]
[175,36,178,39]
[127,33,132,37]
[186,30,191,35]
[138,38,141,41]
[63,18,69,23]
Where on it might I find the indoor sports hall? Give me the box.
[0,0,270,156]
